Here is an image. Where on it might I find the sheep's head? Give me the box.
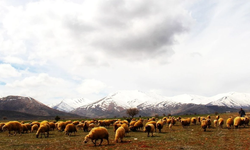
[2,125,7,132]
[84,135,89,143]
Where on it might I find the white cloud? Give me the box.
[77,79,107,95]
[0,64,21,78]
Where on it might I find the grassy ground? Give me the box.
[0,112,250,150]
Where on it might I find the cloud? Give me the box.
[0,64,21,78]
[77,79,107,95]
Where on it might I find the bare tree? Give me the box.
[126,108,139,118]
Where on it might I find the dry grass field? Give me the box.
[0,112,250,150]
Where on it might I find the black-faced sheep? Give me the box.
[84,127,109,146]
[64,123,77,136]
[144,123,155,137]
[36,124,50,138]
[197,117,201,124]
[2,121,23,136]
[244,116,249,126]
[115,126,125,143]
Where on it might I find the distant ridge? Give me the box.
[0,95,81,119]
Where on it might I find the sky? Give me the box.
[1,0,250,105]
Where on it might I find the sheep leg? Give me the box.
[106,138,109,145]
[99,139,103,146]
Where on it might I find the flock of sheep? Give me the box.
[0,115,249,146]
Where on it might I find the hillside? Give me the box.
[0,96,81,119]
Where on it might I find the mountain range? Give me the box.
[1,91,249,119]
[52,91,249,118]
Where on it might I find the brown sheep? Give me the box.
[234,117,245,128]
[36,124,50,138]
[191,117,197,125]
[130,120,143,131]
[218,118,224,128]
[144,123,155,137]
[72,121,80,125]
[226,117,234,129]
[84,127,109,146]
[21,124,28,133]
[197,117,201,124]
[24,123,31,132]
[206,119,211,128]
[2,121,23,136]
[115,126,125,143]
[181,118,191,127]
[129,121,136,127]
[64,123,77,136]
[201,120,207,131]
[156,120,164,133]
[216,115,220,120]
[49,122,56,130]
[214,120,218,127]
[57,122,67,131]
[31,124,39,133]
[31,121,40,127]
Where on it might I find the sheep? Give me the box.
[171,118,176,125]
[84,127,109,146]
[64,123,77,136]
[24,123,31,132]
[57,122,67,131]
[130,120,143,131]
[49,122,56,130]
[216,115,220,120]
[2,121,23,136]
[31,121,40,127]
[191,117,197,125]
[181,118,191,128]
[244,116,249,126]
[36,124,50,138]
[197,117,201,124]
[144,123,155,137]
[226,117,234,129]
[201,120,208,131]
[214,120,218,127]
[0,123,5,132]
[21,124,29,133]
[218,118,224,128]
[31,124,38,133]
[129,121,136,127]
[146,121,156,129]
[115,126,126,143]
[72,121,80,125]
[169,123,173,130]
[207,115,211,119]
[89,123,96,131]
[83,121,90,132]
[206,119,211,128]
[156,120,164,133]
[234,117,245,128]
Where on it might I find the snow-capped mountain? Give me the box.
[207,92,250,108]
[50,98,94,112]
[71,90,240,118]
[51,90,249,117]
